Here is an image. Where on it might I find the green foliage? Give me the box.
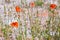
[16,35,22,40]
[35,1,44,6]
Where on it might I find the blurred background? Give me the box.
[0,0,60,40]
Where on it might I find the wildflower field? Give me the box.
[0,0,60,40]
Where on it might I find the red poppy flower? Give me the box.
[10,21,18,28]
[15,6,22,12]
[30,2,35,7]
[50,4,57,9]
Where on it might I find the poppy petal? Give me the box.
[10,21,18,28]
[15,6,22,12]
[50,4,57,9]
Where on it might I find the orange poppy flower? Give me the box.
[50,4,57,9]
[15,6,22,12]
[10,21,18,28]
[30,2,35,7]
